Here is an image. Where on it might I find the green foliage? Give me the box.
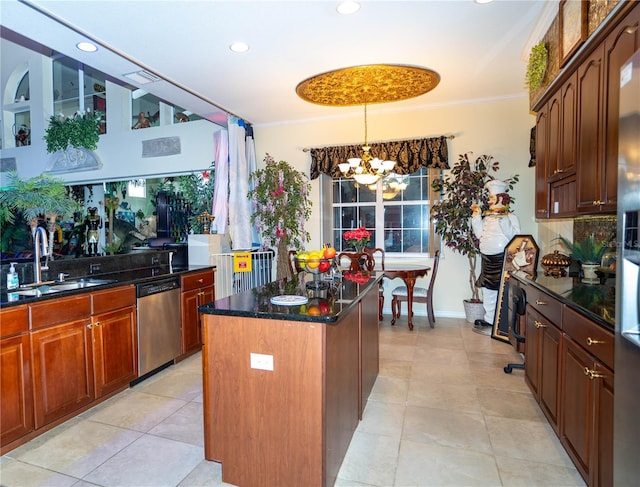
[526,41,548,90]
[44,110,102,153]
[556,234,614,264]
[176,167,215,233]
[248,153,312,250]
[430,153,519,300]
[2,172,81,223]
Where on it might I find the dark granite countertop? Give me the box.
[199,271,382,324]
[0,265,214,308]
[511,271,615,332]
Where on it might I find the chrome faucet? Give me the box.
[33,226,49,285]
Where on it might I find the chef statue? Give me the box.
[471,180,521,326]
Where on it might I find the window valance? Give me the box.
[308,135,451,180]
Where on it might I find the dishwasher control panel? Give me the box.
[136,277,180,298]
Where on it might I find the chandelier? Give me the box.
[379,173,409,199]
[296,63,440,183]
[338,104,395,185]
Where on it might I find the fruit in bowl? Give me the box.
[294,248,335,275]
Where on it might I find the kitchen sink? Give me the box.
[14,278,115,295]
[50,280,105,291]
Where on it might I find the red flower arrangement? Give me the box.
[343,226,371,251]
[343,270,372,285]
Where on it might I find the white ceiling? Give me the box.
[1,0,554,127]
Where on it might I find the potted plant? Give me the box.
[44,110,102,172]
[2,172,81,254]
[248,153,312,280]
[556,234,614,283]
[430,153,518,321]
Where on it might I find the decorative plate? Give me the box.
[270,295,309,306]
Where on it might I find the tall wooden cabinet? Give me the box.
[180,269,214,355]
[0,305,33,446]
[534,2,640,218]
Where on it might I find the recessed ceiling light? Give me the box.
[337,1,360,15]
[230,42,249,53]
[474,0,494,4]
[76,41,97,52]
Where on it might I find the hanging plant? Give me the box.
[526,41,548,91]
[44,110,102,153]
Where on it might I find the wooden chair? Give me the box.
[391,250,440,328]
[337,252,374,273]
[363,247,385,320]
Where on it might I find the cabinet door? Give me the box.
[546,94,561,181]
[524,307,542,396]
[539,320,562,432]
[92,306,137,397]
[576,45,605,213]
[592,362,614,487]
[560,335,592,482]
[559,73,577,178]
[1,334,34,447]
[602,4,640,214]
[31,319,94,428]
[181,288,200,354]
[534,108,549,218]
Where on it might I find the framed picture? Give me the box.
[491,235,540,343]
[559,0,588,67]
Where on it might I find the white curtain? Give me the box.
[212,129,229,234]
[245,129,260,245]
[227,116,253,249]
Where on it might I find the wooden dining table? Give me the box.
[380,263,431,330]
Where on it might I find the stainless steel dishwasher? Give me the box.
[136,276,181,377]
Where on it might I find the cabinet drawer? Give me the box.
[91,285,135,315]
[0,305,29,337]
[29,295,92,330]
[181,270,214,292]
[563,305,614,369]
[525,285,562,325]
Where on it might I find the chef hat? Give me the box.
[485,179,507,195]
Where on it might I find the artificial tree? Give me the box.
[430,153,518,306]
[248,154,312,280]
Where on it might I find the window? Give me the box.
[331,168,440,255]
[52,56,107,133]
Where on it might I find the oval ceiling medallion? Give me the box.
[296,64,440,106]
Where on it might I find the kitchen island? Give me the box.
[199,271,381,487]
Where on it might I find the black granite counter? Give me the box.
[511,271,615,332]
[0,265,214,308]
[199,271,382,324]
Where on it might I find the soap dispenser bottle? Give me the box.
[7,262,19,290]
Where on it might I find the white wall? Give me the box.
[1,38,220,185]
[254,97,537,318]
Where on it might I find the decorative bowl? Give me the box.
[541,250,572,278]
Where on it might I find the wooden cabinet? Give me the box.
[576,44,606,213]
[523,285,562,432]
[30,296,94,428]
[91,286,137,397]
[560,306,614,486]
[180,269,214,355]
[0,306,33,449]
[601,5,640,213]
[533,2,640,217]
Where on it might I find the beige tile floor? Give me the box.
[0,315,585,487]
